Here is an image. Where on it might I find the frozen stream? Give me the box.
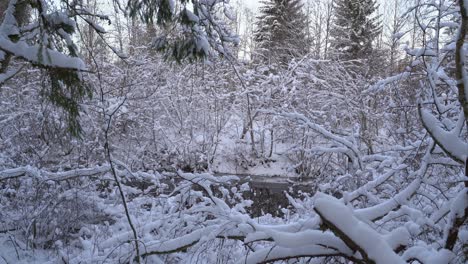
[214,173,316,216]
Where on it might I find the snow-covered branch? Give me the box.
[419,107,467,163]
[314,193,406,264]
[276,112,363,169]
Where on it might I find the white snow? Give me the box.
[403,246,454,264]
[420,108,467,162]
[314,193,405,264]
[0,35,86,70]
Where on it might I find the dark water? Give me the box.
[127,173,316,217]
[238,177,315,217]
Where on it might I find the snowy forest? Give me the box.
[0,0,467,263]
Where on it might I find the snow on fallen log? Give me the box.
[239,245,345,264]
[0,166,39,180]
[314,193,405,264]
[141,226,218,256]
[43,166,111,180]
[0,165,110,181]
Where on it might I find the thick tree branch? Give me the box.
[456,0,468,126]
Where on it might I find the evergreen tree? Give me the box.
[330,0,381,61]
[0,0,238,136]
[253,0,308,65]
